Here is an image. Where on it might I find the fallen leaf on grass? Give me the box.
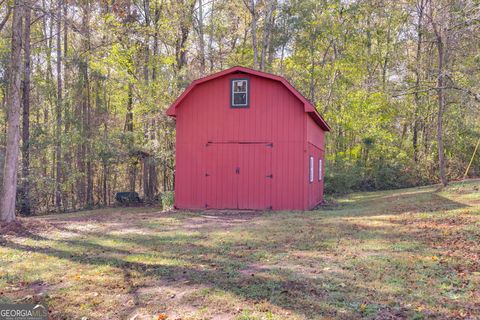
[157,314,168,320]
[16,295,33,302]
[359,303,367,313]
[70,273,81,280]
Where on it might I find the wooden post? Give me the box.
[463,138,480,179]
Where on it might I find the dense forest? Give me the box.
[0,0,479,221]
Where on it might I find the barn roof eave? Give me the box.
[308,111,331,132]
[166,66,331,132]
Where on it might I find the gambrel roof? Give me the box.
[166,66,331,131]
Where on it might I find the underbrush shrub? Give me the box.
[324,159,363,194]
[371,159,420,190]
[161,191,175,210]
[325,156,430,195]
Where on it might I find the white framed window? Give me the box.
[309,156,314,183]
[318,159,322,181]
[231,79,249,108]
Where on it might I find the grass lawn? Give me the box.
[1,180,479,319]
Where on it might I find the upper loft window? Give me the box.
[231,79,249,108]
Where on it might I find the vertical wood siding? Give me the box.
[306,115,326,209]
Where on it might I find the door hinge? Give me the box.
[205,141,212,147]
[266,143,273,147]
[266,174,273,178]
[205,172,210,176]
[236,167,240,174]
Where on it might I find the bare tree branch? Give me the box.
[0,3,11,31]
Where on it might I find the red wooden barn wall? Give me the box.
[172,69,326,210]
[306,115,325,209]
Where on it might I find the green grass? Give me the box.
[1,180,479,319]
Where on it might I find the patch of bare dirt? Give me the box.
[238,263,270,277]
[0,280,60,304]
[178,210,265,231]
[0,218,56,238]
[315,198,341,210]
[372,306,414,320]
[210,313,234,320]
[124,278,234,320]
[43,209,164,223]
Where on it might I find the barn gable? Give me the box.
[166,66,331,132]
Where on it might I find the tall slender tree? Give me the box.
[20,0,31,215]
[1,0,24,223]
[412,0,425,163]
[196,0,206,75]
[260,0,276,71]
[55,0,63,210]
[245,0,258,68]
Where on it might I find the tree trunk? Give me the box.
[85,70,93,207]
[152,1,160,80]
[143,0,150,82]
[63,0,72,211]
[125,83,136,192]
[103,160,107,205]
[266,14,276,69]
[175,0,194,72]
[143,155,149,200]
[125,83,133,132]
[1,0,24,223]
[75,73,86,208]
[208,0,215,72]
[20,0,31,216]
[197,0,206,75]
[75,2,93,208]
[381,21,391,90]
[436,35,447,187]
[260,0,275,71]
[176,27,189,71]
[248,0,258,69]
[429,1,449,187]
[55,0,63,211]
[413,0,425,162]
[41,0,53,205]
[149,153,157,198]
[80,1,93,207]
[309,45,315,103]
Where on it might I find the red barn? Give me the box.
[166,66,330,210]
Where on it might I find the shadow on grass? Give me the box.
[1,185,477,319]
[0,238,330,317]
[0,222,464,319]
[327,189,469,218]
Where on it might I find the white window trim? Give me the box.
[318,159,322,181]
[231,79,248,107]
[309,156,314,183]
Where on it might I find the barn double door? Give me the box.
[205,142,272,210]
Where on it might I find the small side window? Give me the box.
[318,159,322,181]
[231,79,249,108]
[309,156,314,183]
